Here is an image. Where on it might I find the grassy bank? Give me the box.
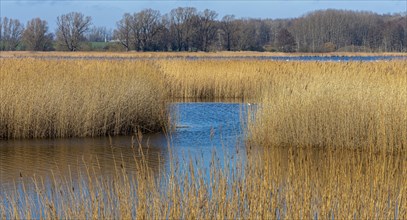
[0,59,168,139]
[249,61,407,152]
[1,143,405,219]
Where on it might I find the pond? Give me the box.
[0,102,254,195]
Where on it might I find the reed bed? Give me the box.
[2,58,406,150]
[0,143,405,219]
[0,59,168,139]
[248,61,407,152]
[157,60,274,99]
[1,56,406,218]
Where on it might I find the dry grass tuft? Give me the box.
[0,59,168,139]
[157,60,275,99]
[249,61,407,152]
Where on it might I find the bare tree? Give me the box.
[383,21,405,52]
[276,28,296,52]
[130,13,142,51]
[235,19,265,51]
[153,15,171,51]
[220,15,238,51]
[196,9,218,51]
[22,18,53,51]
[114,13,133,51]
[134,9,162,51]
[288,9,405,52]
[169,7,198,51]
[0,17,24,51]
[0,18,2,43]
[108,8,407,52]
[56,12,92,51]
[87,26,110,42]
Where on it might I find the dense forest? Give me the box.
[1,8,406,52]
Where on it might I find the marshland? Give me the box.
[0,52,406,218]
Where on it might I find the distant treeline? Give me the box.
[1,8,406,52]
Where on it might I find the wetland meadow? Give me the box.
[0,52,406,219]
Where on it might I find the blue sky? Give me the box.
[1,1,406,31]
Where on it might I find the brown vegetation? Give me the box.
[0,59,168,139]
[0,55,406,218]
[2,56,406,147]
[0,142,405,219]
[249,61,407,152]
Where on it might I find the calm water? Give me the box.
[1,102,404,218]
[5,55,406,62]
[0,102,253,195]
[186,55,407,62]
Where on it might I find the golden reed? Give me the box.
[247,61,407,153]
[0,54,405,218]
[0,59,168,139]
[1,143,405,219]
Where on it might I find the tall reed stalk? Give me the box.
[0,142,405,219]
[0,59,168,139]
[249,61,407,152]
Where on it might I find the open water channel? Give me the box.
[0,102,255,197]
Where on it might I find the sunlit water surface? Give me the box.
[0,101,404,218]
[0,102,254,195]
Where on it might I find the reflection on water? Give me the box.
[169,102,249,150]
[0,102,253,195]
[0,136,167,192]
